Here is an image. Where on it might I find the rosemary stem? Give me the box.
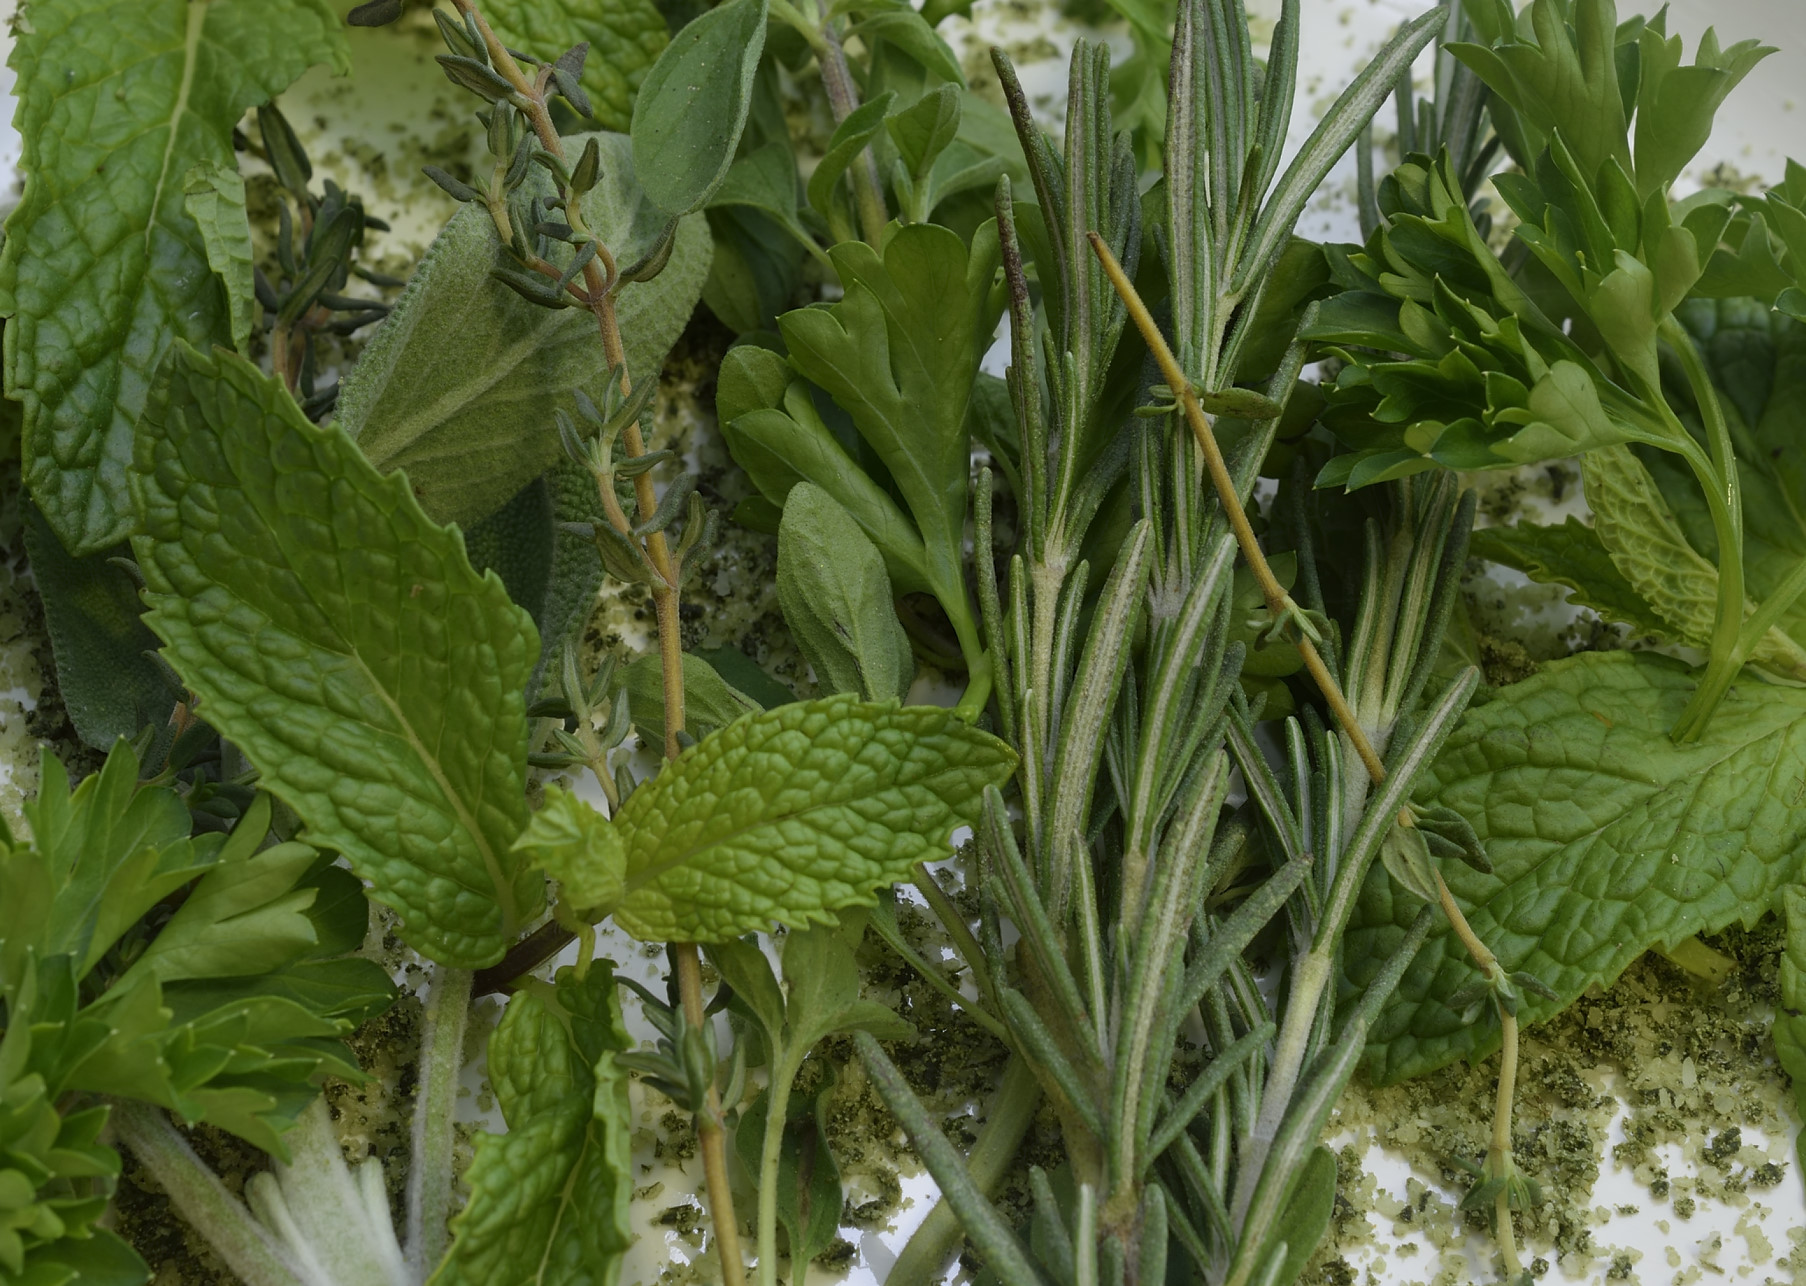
[1087,232,1387,786]
[816,22,889,246]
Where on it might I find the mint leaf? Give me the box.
[183,161,257,356]
[1351,650,1806,1083]
[611,695,1016,941]
[512,785,624,915]
[21,502,177,755]
[1586,443,1806,677]
[0,0,347,554]
[334,137,710,527]
[132,344,542,968]
[482,0,668,132]
[432,965,632,1286]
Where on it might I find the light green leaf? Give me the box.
[630,0,769,216]
[777,483,913,703]
[131,344,542,969]
[780,917,915,1048]
[807,93,895,223]
[432,965,632,1286]
[1469,518,1667,640]
[1352,650,1806,1083]
[121,838,321,986]
[334,136,710,527]
[513,785,625,915]
[1494,361,1640,463]
[610,694,1016,941]
[21,501,176,755]
[847,10,964,86]
[887,85,962,187]
[620,651,762,748]
[0,0,348,554]
[481,0,669,132]
[0,744,213,992]
[182,161,256,357]
[1633,23,1773,197]
[708,143,821,264]
[1584,444,1806,678]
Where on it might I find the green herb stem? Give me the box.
[406,964,471,1279]
[815,22,889,246]
[111,1102,304,1286]
[676,940,749,1286]
[756,1046,807,1286]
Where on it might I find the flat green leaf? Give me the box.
[848,10,963,85]
[182,161,257,357]
[1633,24,1773,198]
[1584,443,1806,678]
[1352,650,1806,1083]
[735,1075,846,1270]
[513,785,625,915]
[708,143,821,263]
[120,840,320,986]
[334,136,710,527]
[610,694,1016,941]
[629,0,769,216]
[806,93,895,223]
[0,0,348,554]
[131,344,542,968]
[482,0,669,132]
[620,651,762,748]
[1,744,213,992]
[781,917,914,1049]
[21,501,176,754]
[432,965,632,1286]
[777,483,913,703]
[1469,518,1667,639]
[779,223,1002,631]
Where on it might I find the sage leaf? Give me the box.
[481,0,669,132]
[611,694,1016,940]
[0,0,348,554]
[432,965,632,1286]
[334,135,710,527]
[777,482,913,702]
[629,0,769,216]
[1352,650,1806,1083]
[21,502,176,755]
[131,344,542,969]
[182,162,257,357]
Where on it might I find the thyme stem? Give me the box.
[677,940,749,1286]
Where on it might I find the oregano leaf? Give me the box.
[0,0,348,554]
[610,695,1016,941]
[131,344,542,968]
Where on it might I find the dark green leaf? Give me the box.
[629,0,769,216]
[0,0,349,553]
[777,482,913,702]
[482,0,670,132]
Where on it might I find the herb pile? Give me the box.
[1,0,1804,1283]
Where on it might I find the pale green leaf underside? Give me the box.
[183,161,257,356]
[481,0,668,133]
[132,345,541,968]
[333,135,710,528]
[1352,650,1806,1083]
[611,694,1016,941]
[0,0,347,554]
